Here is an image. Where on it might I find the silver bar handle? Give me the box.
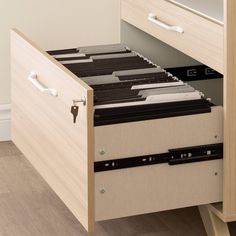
[28,72,58,97]
[148,13,184,34]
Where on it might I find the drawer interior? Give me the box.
[49,44,223,221]
[121,20,224,107]
[49,44,219,126]
[48,44,223,164]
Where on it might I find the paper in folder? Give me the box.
[48,44,212,126]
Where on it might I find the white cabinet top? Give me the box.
[167,0,223,24]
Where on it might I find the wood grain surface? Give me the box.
[95,106,223,161]
[2,141,236,235]
[121,0,223,73]
[222,0,236,223]
[11,29,94,231]
[0,141,208,236]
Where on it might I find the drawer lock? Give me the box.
[73,97,86,106]
[70,97,86,124]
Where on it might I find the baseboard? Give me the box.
[0,104,11,141]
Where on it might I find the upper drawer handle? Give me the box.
[28,72,58,97]
[148,13,184,34]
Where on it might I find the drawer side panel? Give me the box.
[95,159,223,221]
[95,106,223,161]
[11,29,94,232]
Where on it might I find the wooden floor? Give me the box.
[0,141,236,236]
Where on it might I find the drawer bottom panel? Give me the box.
[95,159,222,221]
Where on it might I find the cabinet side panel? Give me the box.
[223,0,236,222]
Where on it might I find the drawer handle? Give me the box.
[148,13,184,34]
[28,72,58,97]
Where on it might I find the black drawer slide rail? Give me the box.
[94,143,223,172]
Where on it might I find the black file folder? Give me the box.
[94,99,211,126]
[48,44,213,126]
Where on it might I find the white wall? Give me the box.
[0,0,120,105]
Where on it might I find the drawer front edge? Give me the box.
[11,29,94,232]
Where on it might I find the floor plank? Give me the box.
[1,142,236,236]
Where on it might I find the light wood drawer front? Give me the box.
[11,30,94,232]
[95,106,223,161]
[95,159,223,221]
[121,0,223,73]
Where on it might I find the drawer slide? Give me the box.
[94,143,223,172]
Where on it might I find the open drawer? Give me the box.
[11,29,223,232]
